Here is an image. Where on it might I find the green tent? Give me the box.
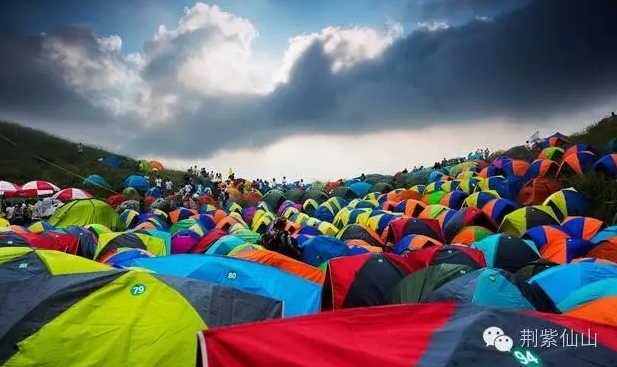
[122,187,141,200]
[386,263,475,305]
[330,186,357,201]
[262,189,286,211]
[233,229,261,244]
[284,188,305,204]
[49,199,122,230]
[372,182,394,194]
[301,189,330,205]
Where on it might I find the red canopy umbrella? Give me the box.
[0,181,22,196]
[21,180,60,196]
[52,188,93,202]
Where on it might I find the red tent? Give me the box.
[0,232,79,254]
[190,229,227,253]
[106,194,127,208]
[198,303,617,367]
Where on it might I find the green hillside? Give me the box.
[0,121,185,198]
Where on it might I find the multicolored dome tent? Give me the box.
[0,247,283,367]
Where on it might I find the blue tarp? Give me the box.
[124,254,322,317]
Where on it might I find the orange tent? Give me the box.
[215,216,242,231]
[345,239,383,253]
[149,160,163,171]
[144,195,156,210]
[517,178,562,206]
[566,296,617,327]
[227,187,242,201]
[233,249,326,284]
[587,238,617,263]
[380,200,398,212]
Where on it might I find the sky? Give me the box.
[1,0,616,181]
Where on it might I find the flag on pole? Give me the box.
[527,131,542,150]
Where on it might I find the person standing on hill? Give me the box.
[155,176,163,190]
[165,179,173,196]
[183,182,193,196]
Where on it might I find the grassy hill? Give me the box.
[0,121,185,198]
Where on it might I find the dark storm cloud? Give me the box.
[85,0,617,158]
[1,0,617,160]
[264,0,617,129]
[0,27,114,126]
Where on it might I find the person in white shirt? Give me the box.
[282,176,287,185]
[155,177,163,188]
[5,205,14,223]
[184,183,193,195]
[165,179,173,196]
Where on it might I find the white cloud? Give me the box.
[416,21,451,31]
[149,3,272,96]
[40,31,138,117]
[273,21,403,85]
[97,35,122,53]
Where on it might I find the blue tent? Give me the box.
[591,226,617,244]
[423,268,558,312]
[500,176,527,201]
[471,234,540,272]
[427,171,445,184]
[313,206,335,223]
[83,174,110,189]
[146,186,162,198]
[98,157,122,169]
[124,254,322,317]
[301,235,354,267]
[349,182,372,198]
[558,278,617,312]
[528,262,617,310]
[207,235,245,255]
[124,175,150,192]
